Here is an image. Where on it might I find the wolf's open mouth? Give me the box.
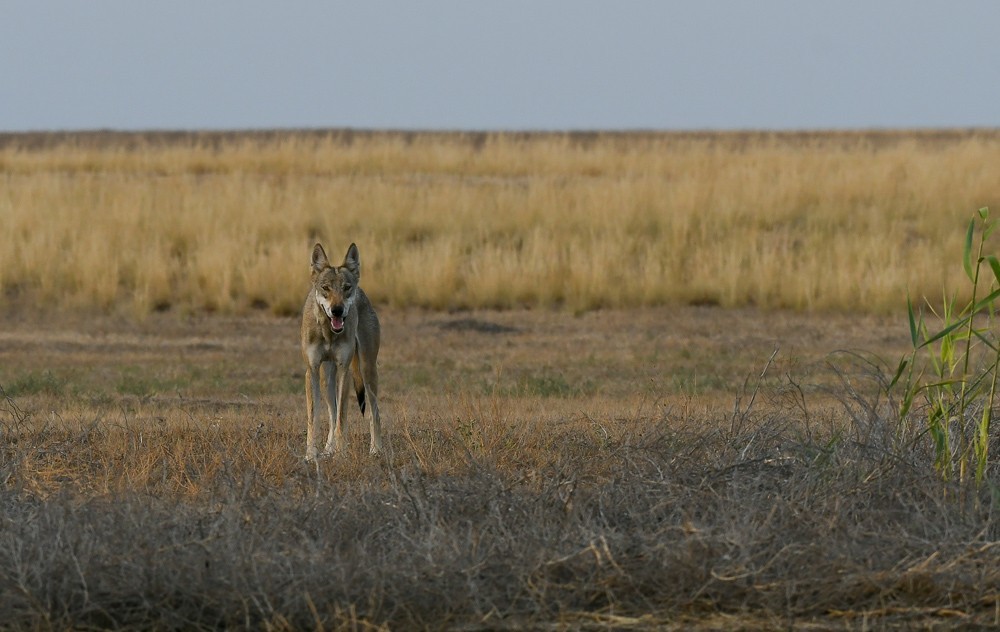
[330,316,345,333]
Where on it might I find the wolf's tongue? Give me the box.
[330,316,344,331]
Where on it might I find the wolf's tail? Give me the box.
[351,357,367,414]
[356,384,367,415]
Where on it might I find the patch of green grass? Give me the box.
[115,366,192,398]
[185,365,227,391]
[2,371,69,397]
[519,372,576,397]
[236,376,300,397]
[403,367,435,389]
[116,373,162,398]
[669,372,728,396]
[487,369,579,398]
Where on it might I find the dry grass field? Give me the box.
[2,129,1000,315]
[2,130,1000,628]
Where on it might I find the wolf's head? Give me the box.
[311,242,361,335]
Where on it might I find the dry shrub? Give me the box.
[1,386,998,629]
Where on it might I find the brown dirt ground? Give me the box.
[0,306,912,437]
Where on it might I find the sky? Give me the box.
[2,1,999,132]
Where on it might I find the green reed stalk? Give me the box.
[892,208,1000,485]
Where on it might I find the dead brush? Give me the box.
[1,384,999,629]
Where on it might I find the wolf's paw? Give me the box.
[321,444,343,459]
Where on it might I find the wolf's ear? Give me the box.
[311,243,330,277]
[343,243,361,278]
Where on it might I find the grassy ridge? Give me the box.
[2,129,999,315]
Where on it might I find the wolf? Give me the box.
[300,242,382,459]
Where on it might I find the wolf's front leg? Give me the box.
[304,365,322,462]
[322,363,350,456]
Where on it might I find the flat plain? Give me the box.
[2,130,1000,629]
[5,305,1000,629]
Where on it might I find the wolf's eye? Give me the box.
[321,284,332,292]
[342,284,352,293]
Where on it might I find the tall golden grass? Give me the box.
[1,130,998,315]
